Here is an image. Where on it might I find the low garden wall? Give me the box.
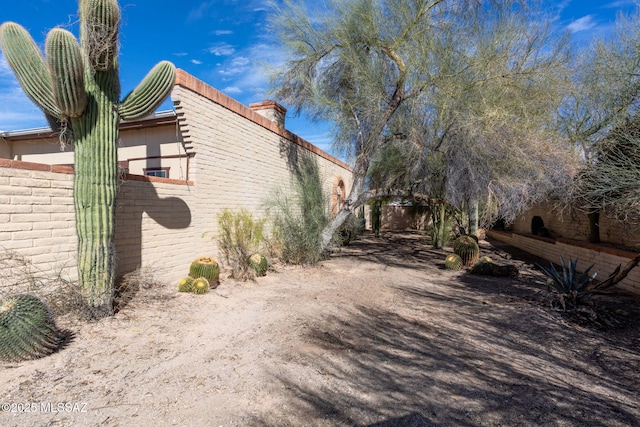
[487,229,640,294]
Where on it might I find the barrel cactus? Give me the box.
[445,254,463,270]
[189,257,220,288]
[177,277,194,293]
[471,257,495,275]
[192,278,210,295]
[0,295,65,362]
[453,236,480,266]
[247,253,268,277]
[0,1,176,318]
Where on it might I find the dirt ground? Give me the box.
[1,231,639,427]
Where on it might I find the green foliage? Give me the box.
[0,1,176,318]
[189,257,220,287]
[266,157,330,265]
[339,213,366,245]
[0,295,65,362]
[214,209,265,280]
[191,278,210,295]
[453,236,480,267]
[177,277,194,293]
[445,254,463,271]
[247,254,268,277]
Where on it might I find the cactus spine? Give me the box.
[0,295,65,362]
[0,0,176,318]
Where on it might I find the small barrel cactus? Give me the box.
[189,257,220,288]
[445,254,463,270]
[471,257,495,275]
[453,235,480,266]
[177,277,194,293]
[247,253,268,277]
[192,277,210,295]
[0,295,65,362]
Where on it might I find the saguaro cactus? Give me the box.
[0,0,176,318]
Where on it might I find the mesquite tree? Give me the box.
[0,0,176,318]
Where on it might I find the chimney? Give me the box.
[249,100,287,128]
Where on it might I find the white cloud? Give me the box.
[187,1,215,22]
[207,43,235,56]
[603,0,637,8]
[215,30,233,36]
[567,15,598,33]
[191,59,203,65]
[173,52,188,57]
[222,86,242,94]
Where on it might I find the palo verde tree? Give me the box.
[0,0,176,317]
[560,11,640,242]
[341,1,574,243]
[270,0,456,249]
[270,0,576,249]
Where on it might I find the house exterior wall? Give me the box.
[3,121,189,180]
[1,69,353,288]
[172,70,353,256]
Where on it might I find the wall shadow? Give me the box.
[114,176,191,308]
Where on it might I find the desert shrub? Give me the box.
[214,208,265,280]
[0,249,83,318]
[265,157,331,265]
[339,213,366,245]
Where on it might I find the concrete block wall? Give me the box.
[172,70,353,256]
[512,202,640,249]
[0,160,77,283]
[1,159,197,289]
[488,230,640,294]
[114,174,195,281]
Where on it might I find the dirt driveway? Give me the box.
[1,231,639,426]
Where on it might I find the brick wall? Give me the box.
[488,230,640,294]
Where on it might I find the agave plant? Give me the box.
[539,257,619,311]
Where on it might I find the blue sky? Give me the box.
[1,0,638,154]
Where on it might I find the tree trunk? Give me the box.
[468,197,479,237]
[587,210,600,244]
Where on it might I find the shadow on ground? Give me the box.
[260,232,640,426]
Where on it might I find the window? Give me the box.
[144,168,169,178]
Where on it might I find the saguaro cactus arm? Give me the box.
[119,61,176,120]
[45,28,87,119]
[0,22,60,118]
